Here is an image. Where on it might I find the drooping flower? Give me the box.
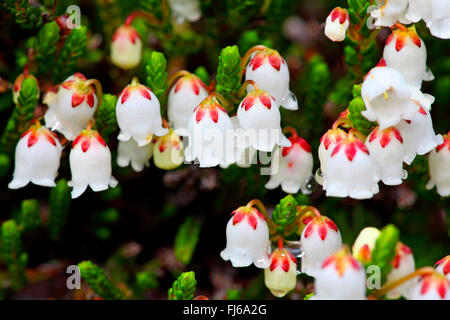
[111,24,142,70]
[44,73,98,140]
[323,134,380,199]
[245,48,298,110]
[370,0,410,27]
[167,74,208,130]
[116,79,168,147]
[397,105,443,165]
[220,206,270,269]
[236,90,291,152]
[116,139,153,172]
[365,127,407,186]
[153,129,184,170]
[383,26,434,89]
[361,66,418,130]
[300,215,342,277]
[434,256,450,280]
[386,242,416,299]
[406,0,450,39]
[265,134,313,194]
[324,7,350,42]
[9,122,62,189]
[264,247,297,298]
[69,129,117,199]
[168,0,202,24]
[352,227,381,265]
[426,132,450,197]
[310,247,366,300]
[409,272,450,300]
[12,72,39,105]
[183,95,234,167]
[318,128,347,182]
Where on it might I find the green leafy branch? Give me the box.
[48,179,71,240]
[34,21,61,76]
[146,51,168,104]
[168,271,197,300]
[95,94,118,143]
[348,84,376,135]
[174,217,202,265]
[4,0,42,29]
[215,45,241,102]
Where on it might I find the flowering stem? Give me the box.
[167,70,192,90]
[297,205,321,220]
[277,237,284,250]
[209,92,231,111]
[348,128,366,142]
[124,11,162,26]
[282,126,298,139]
[246,199,277,234]
[331,117,353,130]
[392,22,408,32]
[238,45,268,81]
[237,80,260,97]
[372,267,435,298]
[83,79,103,106]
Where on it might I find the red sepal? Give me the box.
[27,132,39,147]
[71,92,85,107]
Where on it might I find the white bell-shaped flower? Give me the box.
[301,215,342,277]
[111,24,142,70]
[371,0,410,27]
[117,139,153,172]
[409,272,450,300]
[434,256,450,280]
[324,7,350,42]
[407,0,450,39]
[361,66,418,130]
[383,26,433,89]
[69,129,117,199]
[220,206,270,269]
[264,247,297,298]
[237,90,291,152]
[352,227,381,264]
[168,0,201,24]
[12,72,39,105]
[386,242,416,299]
[397,105,443,165]
[245,49,298,110]
[44,73,98,140]
[323,134,380,199]
[153,129,184,170]
[366,127,407,186]
[183,95,234,167]
[311,247,367,300]
[426,133,450,197]
[318,128,347,181]
[116,79,168,147]
[9,122,62,189]
[265,133,313,194]
[168,74,208,130]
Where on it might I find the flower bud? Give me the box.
[371,0,410,27]
[318,128,347,179]
[301,215,342,277]
[397,105,443,165]
[361,66,418,130]
[12,73,39,105]
[264,248,297,297]
[434,256,450,281]
[426,132,450,196]
[9,122,62,189]
[116,80,168,147]
[245,49,298,110]
[44,73,98,140]
[117,139,153,172]
[220,206,270,268]
[311,247,366,300]
[69,129,117,198]
[168,74,208,130]
[265,135,313,194]
[153,129,184,170]
[323,135,379,199]
[111,25,142,70]
[168,0,202,24]
[352,227,381,264]
[409,272,450,300]
[366,127,407,186]
[183,96,234,167]
[386,242,416,299]
[324,7,350,42]
[237,90,291,152]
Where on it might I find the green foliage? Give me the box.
[145,51,168,102]
[95,94,118,142]
[17,199,41,232]
[4,0,42,29]
[194,66,210,85]
[215,45,241,102]
[272,195,298,228]
[1,220,27,290]
[54,26,88,82]
[168,271,197,300]
[140,0,164,20]
[0,153,11,178]
[48,179,71,240]
[135,271,159,291]
[348,85,376,135]
[78,260,125,300]
[34,21,61,75]
[371,224,400,284]
[174,217,201,265]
